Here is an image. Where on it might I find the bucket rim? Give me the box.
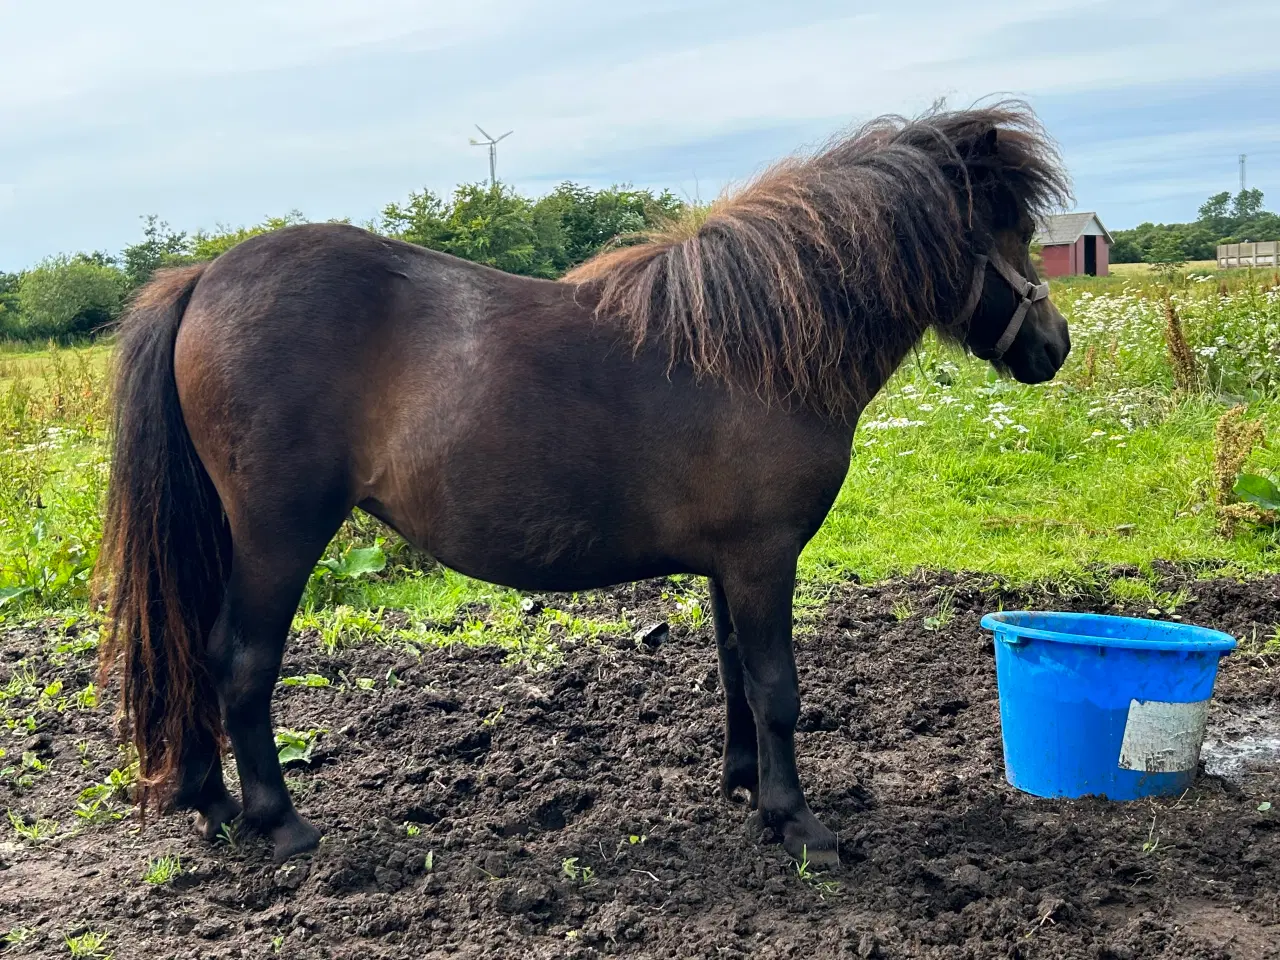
[980,610,1237,652]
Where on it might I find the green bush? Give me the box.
[0,273,22,341]
[14,256,128,340]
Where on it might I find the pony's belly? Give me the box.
[423,509,693,593]
[431,549,690,594]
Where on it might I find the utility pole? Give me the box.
[470,125,513,188]
[1239,153,1247,192]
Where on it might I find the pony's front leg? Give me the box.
[721,553,838,867]
[710,578,759,804]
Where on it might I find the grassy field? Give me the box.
[2,266,1280,646]
[1108,259,1218,276]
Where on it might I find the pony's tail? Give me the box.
[96,264,230,815]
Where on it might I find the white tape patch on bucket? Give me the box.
[1118,699,1210,773]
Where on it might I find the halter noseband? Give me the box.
[955,251,1051,360]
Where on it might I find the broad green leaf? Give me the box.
[335,545,386,579]
[1234,473,1280,511]
[0,586,33,608]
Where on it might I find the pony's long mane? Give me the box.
[565,101,1070,417]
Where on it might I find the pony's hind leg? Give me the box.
[206,510,345,861]
[711,579,759,804]
[175,724,240,840]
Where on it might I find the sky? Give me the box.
[2,0,1279,271]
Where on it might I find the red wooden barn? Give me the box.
[1033,212,1112,277]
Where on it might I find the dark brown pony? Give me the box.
[98,102,1070,865]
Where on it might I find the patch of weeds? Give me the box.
[3,927,34,945]
[1108,576,1189,615]
[482,704,505,727]
[1241,626,1280,656]
[49,631,98,666]
[104,761,138,799]
[280,674,331,688]
[8,808,58,843]
[308,606,386,654]
[424,850,435,872]
[4,750,50,790]
[37,678,66,712]
[72,683,97,710]
[64,930,111,959]
[271,934,285,952]
[217,821,241,850]
[671,593,705,630]
[662,579,709,630]
[793,584,832,638]
[142,855,182,886]
[405,823,421,837]
[612,831,649,860]
[561,857,597,886]
[74,784,125,825]
[891,597,914,622]
[923,588,955,632]
[305,541,386,608]
[793,846,841,897]
[275,728,325,766]
[0,661,40,703]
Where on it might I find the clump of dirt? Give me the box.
[1,570,1278,959]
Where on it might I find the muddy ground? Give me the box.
[1,569,1278,959]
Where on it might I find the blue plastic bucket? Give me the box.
[980,611,1237,800]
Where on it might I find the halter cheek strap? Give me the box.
[955,251,1051,360]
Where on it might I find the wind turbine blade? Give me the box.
[475,124,494,141]
[496,131,513,142]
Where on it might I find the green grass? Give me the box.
[805,375,1279,583]
[64,930,111,959]
[142,854,182,885]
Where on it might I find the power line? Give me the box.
[469,125,513,188]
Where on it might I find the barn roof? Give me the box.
[1033,212,1112,247]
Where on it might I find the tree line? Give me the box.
[1110,188,1279,264]
[0,182,685,342]
[6,180,1276,340]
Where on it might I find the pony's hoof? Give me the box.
[271,816,321,862]
[783,812,839,870]
[194,797,243,841]
[746,807,840,869]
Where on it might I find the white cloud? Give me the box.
[0,1,528,114]
[2,0,1279,265]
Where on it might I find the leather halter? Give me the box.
[955,251,1051,360]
